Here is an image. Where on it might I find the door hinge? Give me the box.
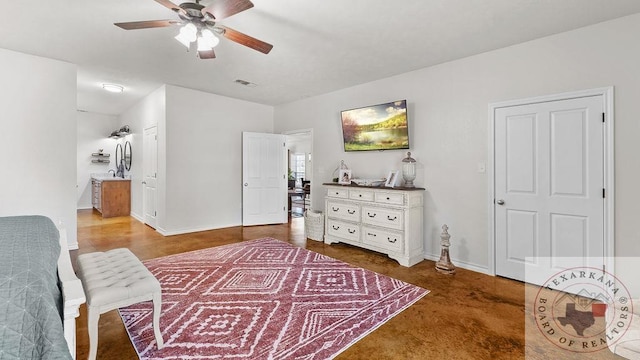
[602,113,605,123]
[283,142,286,147]
[602,188,605,198]
[154,211,157,216]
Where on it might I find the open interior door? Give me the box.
[242,132,287,226]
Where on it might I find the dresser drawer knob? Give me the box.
[348,229,356,234]
[332,225,340,230]
[367,213,376,218]
[335,192,340,195]
[358,194,362,197]
[387,237,397,243]
[367,232,376,237]
[347,209,355,214]
[387,216,397,221]
[386,197,390,200]
[332,207,339,212]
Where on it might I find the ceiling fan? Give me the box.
[114,0,273,59]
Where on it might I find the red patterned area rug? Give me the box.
[119,238,429,359]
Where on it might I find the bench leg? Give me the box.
[87,306,99,360]
[152,291,164,349]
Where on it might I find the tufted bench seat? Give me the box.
[76,248,163,360]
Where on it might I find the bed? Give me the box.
[0,215,85,359]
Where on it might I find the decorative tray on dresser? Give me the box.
[323,183,425,267]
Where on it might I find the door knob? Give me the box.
[244,183,248,187]
[142,181,146,184]
[496,199,505,205]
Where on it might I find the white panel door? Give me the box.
[143,127,158,229]
[495,96,604,284]
[242,132,287,226]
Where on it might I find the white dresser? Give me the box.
[323,183,425,267]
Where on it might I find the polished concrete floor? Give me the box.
[73,210,624,359]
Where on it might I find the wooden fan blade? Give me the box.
[154,0,187,16]
[220,26,273,54]
[198,49,216,59]
[202,0,254,20]
[114,20,178,30]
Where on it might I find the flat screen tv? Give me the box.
[340,99,409,152]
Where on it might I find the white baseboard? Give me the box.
[130,212,144,223]
[424,252,491,275]
[76,206,93,210]
[157,222,242,237]
[67,242,79,250]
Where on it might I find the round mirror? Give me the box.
[115,143,123,168]
[124,141,132,171]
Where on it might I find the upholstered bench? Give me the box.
[76,248,164,360]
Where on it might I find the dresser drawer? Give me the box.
[327,187,349,199]
[375,192,405,206]
[349,189,374,202]
[326,201,360,222]
[327,219,360,242]
[362,206,404,230]
[362,226,403,253]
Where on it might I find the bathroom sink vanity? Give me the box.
[91,175,131,218]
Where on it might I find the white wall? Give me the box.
[0,48,78,247]
[156,85,273,235]
[77,111,120,209]
[119,84,274,234]
[274,13,640,275]
[118,86,165,220]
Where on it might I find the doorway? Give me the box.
[285,129,313,219]
[489,88,614,285]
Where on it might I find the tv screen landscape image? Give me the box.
[341,99,409,151]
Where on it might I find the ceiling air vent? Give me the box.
[234,79,257,87]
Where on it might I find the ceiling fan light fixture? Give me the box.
[175,23,198,48]
[102,83,124,93]
[175,33,192,48]
[198,29,220,49]
[196,36,209,51]
[184,22,197,36]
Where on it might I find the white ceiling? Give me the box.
[2,0,640,115]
